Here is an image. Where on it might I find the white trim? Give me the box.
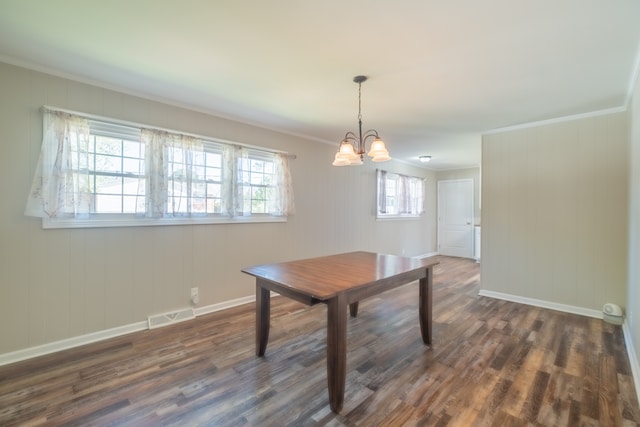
[416,252,439,259]
[483,106,627,135]
[0,294,259,367]
[623,321,640,407]
[478,289,603,319]
[376,216,421,221]
[0,321,147,367]
[42,215,286,229]
[193,295,257,317]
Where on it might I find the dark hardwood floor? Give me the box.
[1,256,638,426]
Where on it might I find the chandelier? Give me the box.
[332,75,391,166]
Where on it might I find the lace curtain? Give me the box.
[377,169,425,216]
[26,110,295,220]
[142,129,204,217]
[377,169,388,214]
[271,153,295,216]
[224,145,295,217]
[24,111,92,218]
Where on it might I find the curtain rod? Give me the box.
[41,105,296,159]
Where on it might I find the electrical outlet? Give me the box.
[190,287,199,305]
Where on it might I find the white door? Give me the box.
[438,179,474,258]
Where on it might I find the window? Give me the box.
[25,108,295,228]
[164,141,223,215]
[376,169,425,218]
[82,122,146,215]
[239,154,274,214]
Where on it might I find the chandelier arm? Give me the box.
[342,132,358,142]
[362,129,380,141]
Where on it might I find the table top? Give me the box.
[242,251,439,301]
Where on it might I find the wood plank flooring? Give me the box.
[1,256,638,426]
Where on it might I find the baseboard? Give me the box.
[417,252,439,259]
[0,295,258,367]
[622,321,640,407]
[0,321,148,367]
[194,295,256,317]
[478,289,603,319]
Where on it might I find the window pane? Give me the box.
[95,194,122,213]
[206,152,221,167]
[74,173,92,193]
[96,175,121,194]
[191,197,206,214]
[252,200,266,213]
[122,140,143,157]
[122,177,142,196]
[207,198,221,213]
[192,165,205,180]
[95,137,122,156]
[122,195,141,213]
[249,174,260,185]
[123,157,144,174]
[207,183,221,198]
[95,154,121,173]
[206,166,221,181]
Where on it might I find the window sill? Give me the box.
[41,215,287,229]
[375,215,422,221]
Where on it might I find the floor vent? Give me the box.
[148,308,195,329]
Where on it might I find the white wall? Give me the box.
[0,62,437,357]
[481,112,629,312]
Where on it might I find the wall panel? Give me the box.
[481,112,629,311]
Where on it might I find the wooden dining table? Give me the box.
[241,251,439,413]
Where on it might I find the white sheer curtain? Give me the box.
[26,110,295,221]
[271,153,295,216]
[141,129,203,217]
[396,175,425,215]
[223,146,295,217]
[146,136,295,219]
[377,169,424,216]
[377,169,388,214]
[25,110,92,218]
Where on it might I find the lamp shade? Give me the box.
[332,151,350,166]
[371,152,391,162]
[367,138,389,157]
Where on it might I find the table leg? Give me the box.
[256,281,271,356]
[349,301,359,317]
[326,293,347,412]
[419,267,433,345]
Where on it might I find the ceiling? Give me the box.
[1,1,639,170]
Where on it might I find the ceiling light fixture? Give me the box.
[419,156,432,163]
[332,75,391,166]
